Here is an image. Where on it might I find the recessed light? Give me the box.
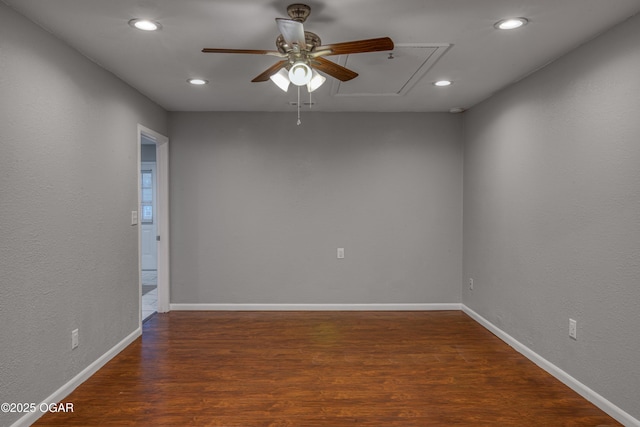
[187,78,209,85]
[449,107,465,113]
[494,17,528,30]
[434,80,452,87]
[129,19,161,31]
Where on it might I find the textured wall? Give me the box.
[463,13,640,420]
[0,3,167,426]
[169,112,462,305]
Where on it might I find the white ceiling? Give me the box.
[4,0,640,112]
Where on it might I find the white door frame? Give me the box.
[138,125,170,318]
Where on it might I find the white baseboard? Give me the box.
[170,303,462,311]
[11,327,142,427]
[462,305,639,427]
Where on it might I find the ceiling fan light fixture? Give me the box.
[288,61,312,86]
[494,17,528,30]
[129,18,161,31]
[307,69,326,93]
[270,68,291,92]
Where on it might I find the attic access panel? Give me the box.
[330,44,450,97]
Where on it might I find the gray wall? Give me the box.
[0,3,167,426]
[169,112,463,304]
[463,13,640,421]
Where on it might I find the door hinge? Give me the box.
[156,235,161,241]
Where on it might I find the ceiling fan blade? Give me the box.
[312,37,394,57]
[311,57,358,82]
[202,48,285,57]
[251,60,288,82]
[276,18,306,49]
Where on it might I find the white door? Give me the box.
[140,162,157,270]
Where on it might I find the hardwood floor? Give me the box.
[35,311,621,426]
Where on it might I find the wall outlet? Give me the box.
[71,329,79,349]
[469,278,474,290]
[337,248,345,259]
[569,319,577,340]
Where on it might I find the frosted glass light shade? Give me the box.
[288,62,312,86]
[307,70,326,92]
[270,68,290,92]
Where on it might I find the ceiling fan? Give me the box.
[202,3,394,93]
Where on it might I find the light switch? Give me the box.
[131,210,138,226]
[337,248,345,259]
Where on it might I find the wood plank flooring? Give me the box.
[35,311,621,426]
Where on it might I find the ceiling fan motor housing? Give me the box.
[276,32,321,56]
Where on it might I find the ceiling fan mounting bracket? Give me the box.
[287,4,311,23]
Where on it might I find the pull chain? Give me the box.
[297,86,301,125]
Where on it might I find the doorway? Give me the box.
[138,125,170,324]
[141,152,157,320]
